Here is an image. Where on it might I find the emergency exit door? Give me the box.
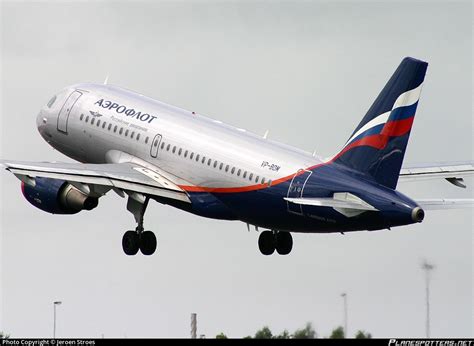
[150,134,162,158]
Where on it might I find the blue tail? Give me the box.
[335,57,428,189]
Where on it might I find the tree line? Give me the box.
[215,323,372,339]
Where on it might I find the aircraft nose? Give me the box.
[37,93,59,134]
[36,109,48,132]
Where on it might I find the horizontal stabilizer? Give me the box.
[400,161,474,187]
[284,192,377,217]
[415,198,474,210]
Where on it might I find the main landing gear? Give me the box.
[258,230,293,256]
[122,195,157,256]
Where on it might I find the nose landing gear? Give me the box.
[122,195,157,256]
[258,230,293,256]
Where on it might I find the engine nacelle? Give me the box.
[21,177,99,214]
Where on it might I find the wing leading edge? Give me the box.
[0,160,191,203]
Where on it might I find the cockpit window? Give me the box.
[47,95,57,108]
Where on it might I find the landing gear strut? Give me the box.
[258,230,293,256]
[122,195,157,256]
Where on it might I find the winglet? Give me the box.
[103,75,109,85]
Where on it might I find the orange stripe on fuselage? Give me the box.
[179,174,293,193]
[178,164,326,194]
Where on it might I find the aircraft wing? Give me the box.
[399,161,474,188]
[0,160,191,203]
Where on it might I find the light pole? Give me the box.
[341,293,348,338]
[53,301,62,339]
[191,313,197,339]
[422,261,435,338]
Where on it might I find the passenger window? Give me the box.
[102,122,106,129]
[261,177,265,184]
[178,148,182,156]
[137,133,141,141]
[91,118,95,125]
[219,163,223,170]
[225,165,229,172]
[145,137,149,144]
[267,179,272,186]
[80,114,84,121]
[114,125,117,133]
[85,116,90,123]
[208,158,211,166]
[184,150,188,158]
[160,142,165,149]
[125,129,129,137]
[131,131,135,139]
[255,175,259,183]
[172,146,176,153]
[213,161,218,168]
[167,144,170,151]
[231,167,235,174]
[243,171,247,178]
[196,154,200,162]
[190,153,194,160]
[97,120,101,127]
[108,124,112,131]
[119,128,123,135]
[154,140,158,147]
[249,173,253,181]
[237,169,241,176]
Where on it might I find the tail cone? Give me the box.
[412,207,425,223]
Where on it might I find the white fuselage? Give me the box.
[38,83,322,191]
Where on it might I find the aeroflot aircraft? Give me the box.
[2,57,473,256]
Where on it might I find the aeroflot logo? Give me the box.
[94,99,157,124]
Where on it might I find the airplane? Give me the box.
[1,57,473,256]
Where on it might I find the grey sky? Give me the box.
[1,0,472,338]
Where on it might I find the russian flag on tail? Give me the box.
[335,57,428,189]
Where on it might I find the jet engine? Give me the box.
[21,177,98,214]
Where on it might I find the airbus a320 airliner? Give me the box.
[2,57,473,256]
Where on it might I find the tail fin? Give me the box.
[335,57,428,189]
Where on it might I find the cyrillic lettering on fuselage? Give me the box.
[94,99,158,124]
